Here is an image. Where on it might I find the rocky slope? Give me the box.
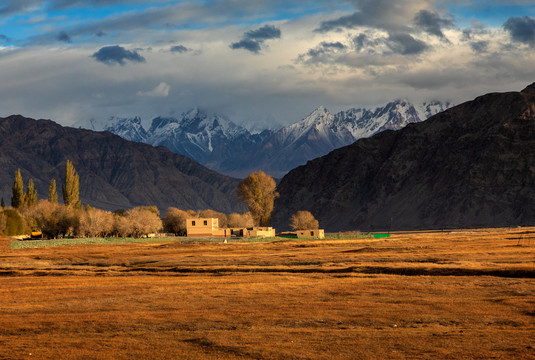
[272,84,535,231]
[0,115,245,213]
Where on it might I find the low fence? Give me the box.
[9,233,391,249]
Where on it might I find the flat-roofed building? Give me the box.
[296,229,325,239]
[187,218,220,237]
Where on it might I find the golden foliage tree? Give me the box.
[48,179,58,203]
[11,169,25,209]
[62,160,81,209]
[290,211,319,230]
[237,171,279,226]
[25,178,37,207]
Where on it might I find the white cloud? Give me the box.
[137,82,170,97]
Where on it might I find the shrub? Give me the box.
[4,208,27,236]
[0,208,6,235]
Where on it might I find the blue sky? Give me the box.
[0,0,534,129]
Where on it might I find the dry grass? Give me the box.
[0,228,534,359]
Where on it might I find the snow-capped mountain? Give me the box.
[145,108,253,164]
[105,116,148,143]
[228,100,451,177]
[80,100,451,178]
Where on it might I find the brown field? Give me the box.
[1,228,534,359]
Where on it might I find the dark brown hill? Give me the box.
[0,115,245,213]
[273,84,535,231]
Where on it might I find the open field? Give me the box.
[1,228,534,359]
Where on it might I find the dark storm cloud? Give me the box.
[91,45,145,65]
[57,31,71,43]
[315,11,366,33]
[170,44,190,53]
[470,40,489,53]
[305,41,347,57]
[386,33,429,55]
[413,10,454,39]
[504,16,535,45]
[315,0,420,34]
[230,24,281,53]
[96,30,106,37]
[244,25,281,41]
[230,38,262,53]
[322,41,346,50]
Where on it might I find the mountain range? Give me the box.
[79,100,451,178]
[0,115,246,213]
[272,84,535,232]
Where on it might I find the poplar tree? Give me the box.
[1,198,5,208]
[25,178,37,207]
[237,171,279,226]
[62,160,81,209]
[48,179,58,203]
[11,169,25,208]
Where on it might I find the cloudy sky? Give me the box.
[0,0,534,129]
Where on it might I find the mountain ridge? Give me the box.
[271,85,535,232]
[84,99,451,177]
[0,115,245,213]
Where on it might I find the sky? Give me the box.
[0,0,534,130]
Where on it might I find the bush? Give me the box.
[4,208,27,236]
[0,208,5,235]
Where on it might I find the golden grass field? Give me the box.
[1,228,534,359]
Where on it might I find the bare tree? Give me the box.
[162,207,195,235]
[227,212,254,228]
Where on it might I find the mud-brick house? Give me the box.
[186,218,225,237]
[247,227,276,238]
[186,218,276,238]
[296,229,325,239]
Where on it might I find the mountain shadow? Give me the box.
[273,84,535,231]
[0,115,246,213]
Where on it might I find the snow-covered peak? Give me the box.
[277,106,335,144]
[105,116,148,142]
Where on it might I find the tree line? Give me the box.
[0,164,319,238]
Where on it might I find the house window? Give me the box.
[192,221,196,226]
[310,231,314,236]
[204,220,208,225]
